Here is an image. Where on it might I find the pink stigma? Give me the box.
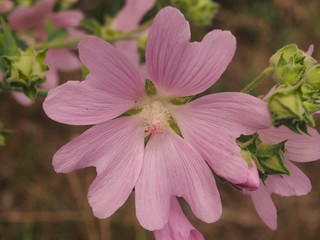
[144,123,165,137]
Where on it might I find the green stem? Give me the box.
[0,82,48,97]
[34,19,153,50]
[241,66,275,93]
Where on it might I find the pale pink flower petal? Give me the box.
[42,67,59,90]
[306,44,314,56]
[249,183,277,230]
[53,117,144,218]
[237,160,260,191]
[0,0,13,13]
[45,49,81,72]
[154,198,205,240]
[43,79,137,125]
[8,0,55,30]
[78,37,145,100]
[146,7,236,97]
[136,129,221,230]
[259,126,320,162]
[113,0,156,32]
[50,10,83,28]
[115,40,140,71]
[171,92,270,184]
[11,92,33,106]
[266,161,311,196]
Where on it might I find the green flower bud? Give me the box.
[304,64,320,89]
[269,44,300,66]
[172,0,219,26]
[3,48,49,100]
[236,133,290,182]
[272,57,305,84]
[269,44,317,85]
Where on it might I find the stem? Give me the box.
[241,66,275,93]
[33,19,153,50]
[0,82,48,97]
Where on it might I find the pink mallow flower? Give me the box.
[245,126,320,230]
[8,0,82,105]
[0,0,13,13]
[154,198,204,240]
[43,7,270,230]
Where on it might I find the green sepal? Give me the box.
[144,134,151,147]
[168,116,183,138]
[119,106,143,117]
[145,79,157,97]
[256,141,290,176]
[169,96,193,105]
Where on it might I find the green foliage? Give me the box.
[0,122,13,146]
[81,18,102,36]
[0,17,19,73]
[44,19,68,42]
[145,79,157,97]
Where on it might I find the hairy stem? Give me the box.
[241,66,275,93]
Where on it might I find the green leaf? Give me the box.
[81,18,102,36]
[44,19,68,42]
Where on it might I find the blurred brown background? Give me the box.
[1,0,320,239]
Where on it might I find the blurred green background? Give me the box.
[1,0,320,239]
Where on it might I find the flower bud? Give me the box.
[172,0,219,26]
[304,64,320,89]
[3,48,49,100]
[236,133,290,184]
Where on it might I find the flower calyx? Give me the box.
[236,133,290,183]
[2,48,49,100]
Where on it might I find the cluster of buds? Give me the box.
[268,44,320,133]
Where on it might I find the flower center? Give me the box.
[138,101,170,137]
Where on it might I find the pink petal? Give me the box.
[135,130,221,230]
[259,126,320,162]
[170,92,270,184]
[249,183,277,230]
[78,37,145,100]
[0,0,13,13]
[50,10,83,28]
[8,0,55,30]
[154,198,205,240]
[306,44,314,56]
[45,49,81,72]
[42,67,59,90]
[265,161,311,197]
[115,40,140,70]
[237,160,260,191]
[52,117,144,218]
[146,7,236,97]
[12,92,33,106]
[113,0,156,31]
[43,78,138,125]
